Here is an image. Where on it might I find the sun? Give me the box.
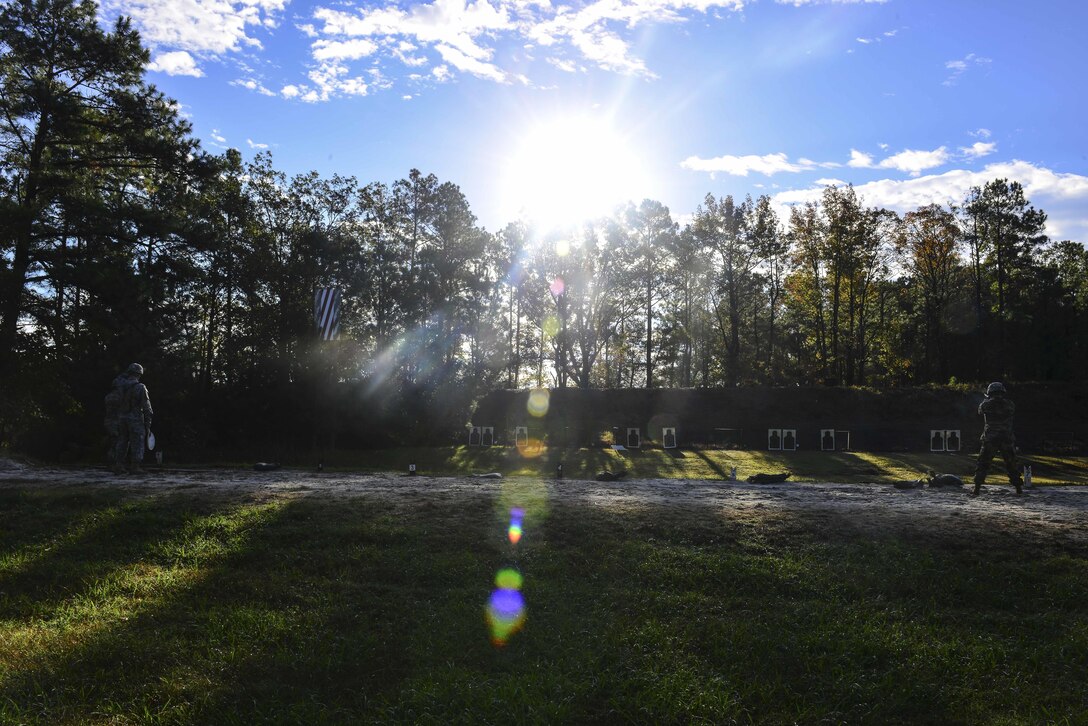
[499,114,649,230]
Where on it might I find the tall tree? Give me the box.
[896,203,962,382]
[0,0,193,376]
[746,195,787,382]
[691,194,755,385]
[608,200,678,388]
[964,179,1047,376]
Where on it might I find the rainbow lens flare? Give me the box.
[488,566,526,646]
[508,507,525,544]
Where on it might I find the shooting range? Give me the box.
[766,428,797,451]
[930,429,961,452]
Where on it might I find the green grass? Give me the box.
[266,445,1088,486]
[1,484,1086,724]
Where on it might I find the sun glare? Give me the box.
[500,115,649,229]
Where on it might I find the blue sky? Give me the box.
[101,0,1088,241]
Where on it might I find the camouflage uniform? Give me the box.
[104,377,125,467]
[112,364,153,474]
[973,382,1022,495]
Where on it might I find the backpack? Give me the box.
[104,386,123,424]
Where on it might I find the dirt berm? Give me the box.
[472,385,1088,452]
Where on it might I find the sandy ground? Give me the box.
[2,457,1085,548]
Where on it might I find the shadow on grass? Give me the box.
[0,488,129,568]
[0,492,503,723]
[0,490,228,620]
[691,449,729,479]
[2,486,1087,723]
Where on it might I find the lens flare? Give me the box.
[516,437,545,458]
[495,568,523,590]
[550,276,566,296]
[555,239,571,257]
[487,587,526,646]
[542,315,559,337]
[508,506,525,544]
[527,389,550,418]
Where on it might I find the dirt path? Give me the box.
[2,460,1085,547]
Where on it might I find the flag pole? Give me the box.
[314,287,342,471]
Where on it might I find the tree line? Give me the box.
[2,0,1087,456]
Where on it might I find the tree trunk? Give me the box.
[645,276,653,389]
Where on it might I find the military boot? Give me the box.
[1013,477,1023,496]
[972,475,983,496]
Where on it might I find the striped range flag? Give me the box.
[314,287,342,341]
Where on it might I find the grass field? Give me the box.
[288,445,1088,486]
[1,480,1086,724]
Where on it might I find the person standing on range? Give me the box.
[113,363,153,475]
[973,381,1022,496]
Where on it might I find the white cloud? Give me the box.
[855,28,898,45]
[685,146,954,179]
[434,43,509,82]
[301,0,750,97]
[815,178,846,186]
[312,38,379,62]
[845,147,950,175]
[797,157,841,169]
[772,160,1088,242]
[103,0,287,56]
[680,152,809,176]
[113,0,915,101]
[274,63,369,102]
[961,142,997,159]
[848,149,874,168]
[943,52,991,86]
[394,40,429,67]
[546,57,578,73]
[246,138,269,149]
[147,50,204,76]
[302,62,371,101]
[878,146,949,175]
[971,128,992,139]
[231,78,276,96]
[211,129,227,143]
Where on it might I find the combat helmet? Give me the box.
[126,363,144,376]
[985,381,1006,397]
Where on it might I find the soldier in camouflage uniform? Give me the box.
[973,381,1022,496]
[112,363,153,475]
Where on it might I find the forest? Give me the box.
[3,0,1087,458]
